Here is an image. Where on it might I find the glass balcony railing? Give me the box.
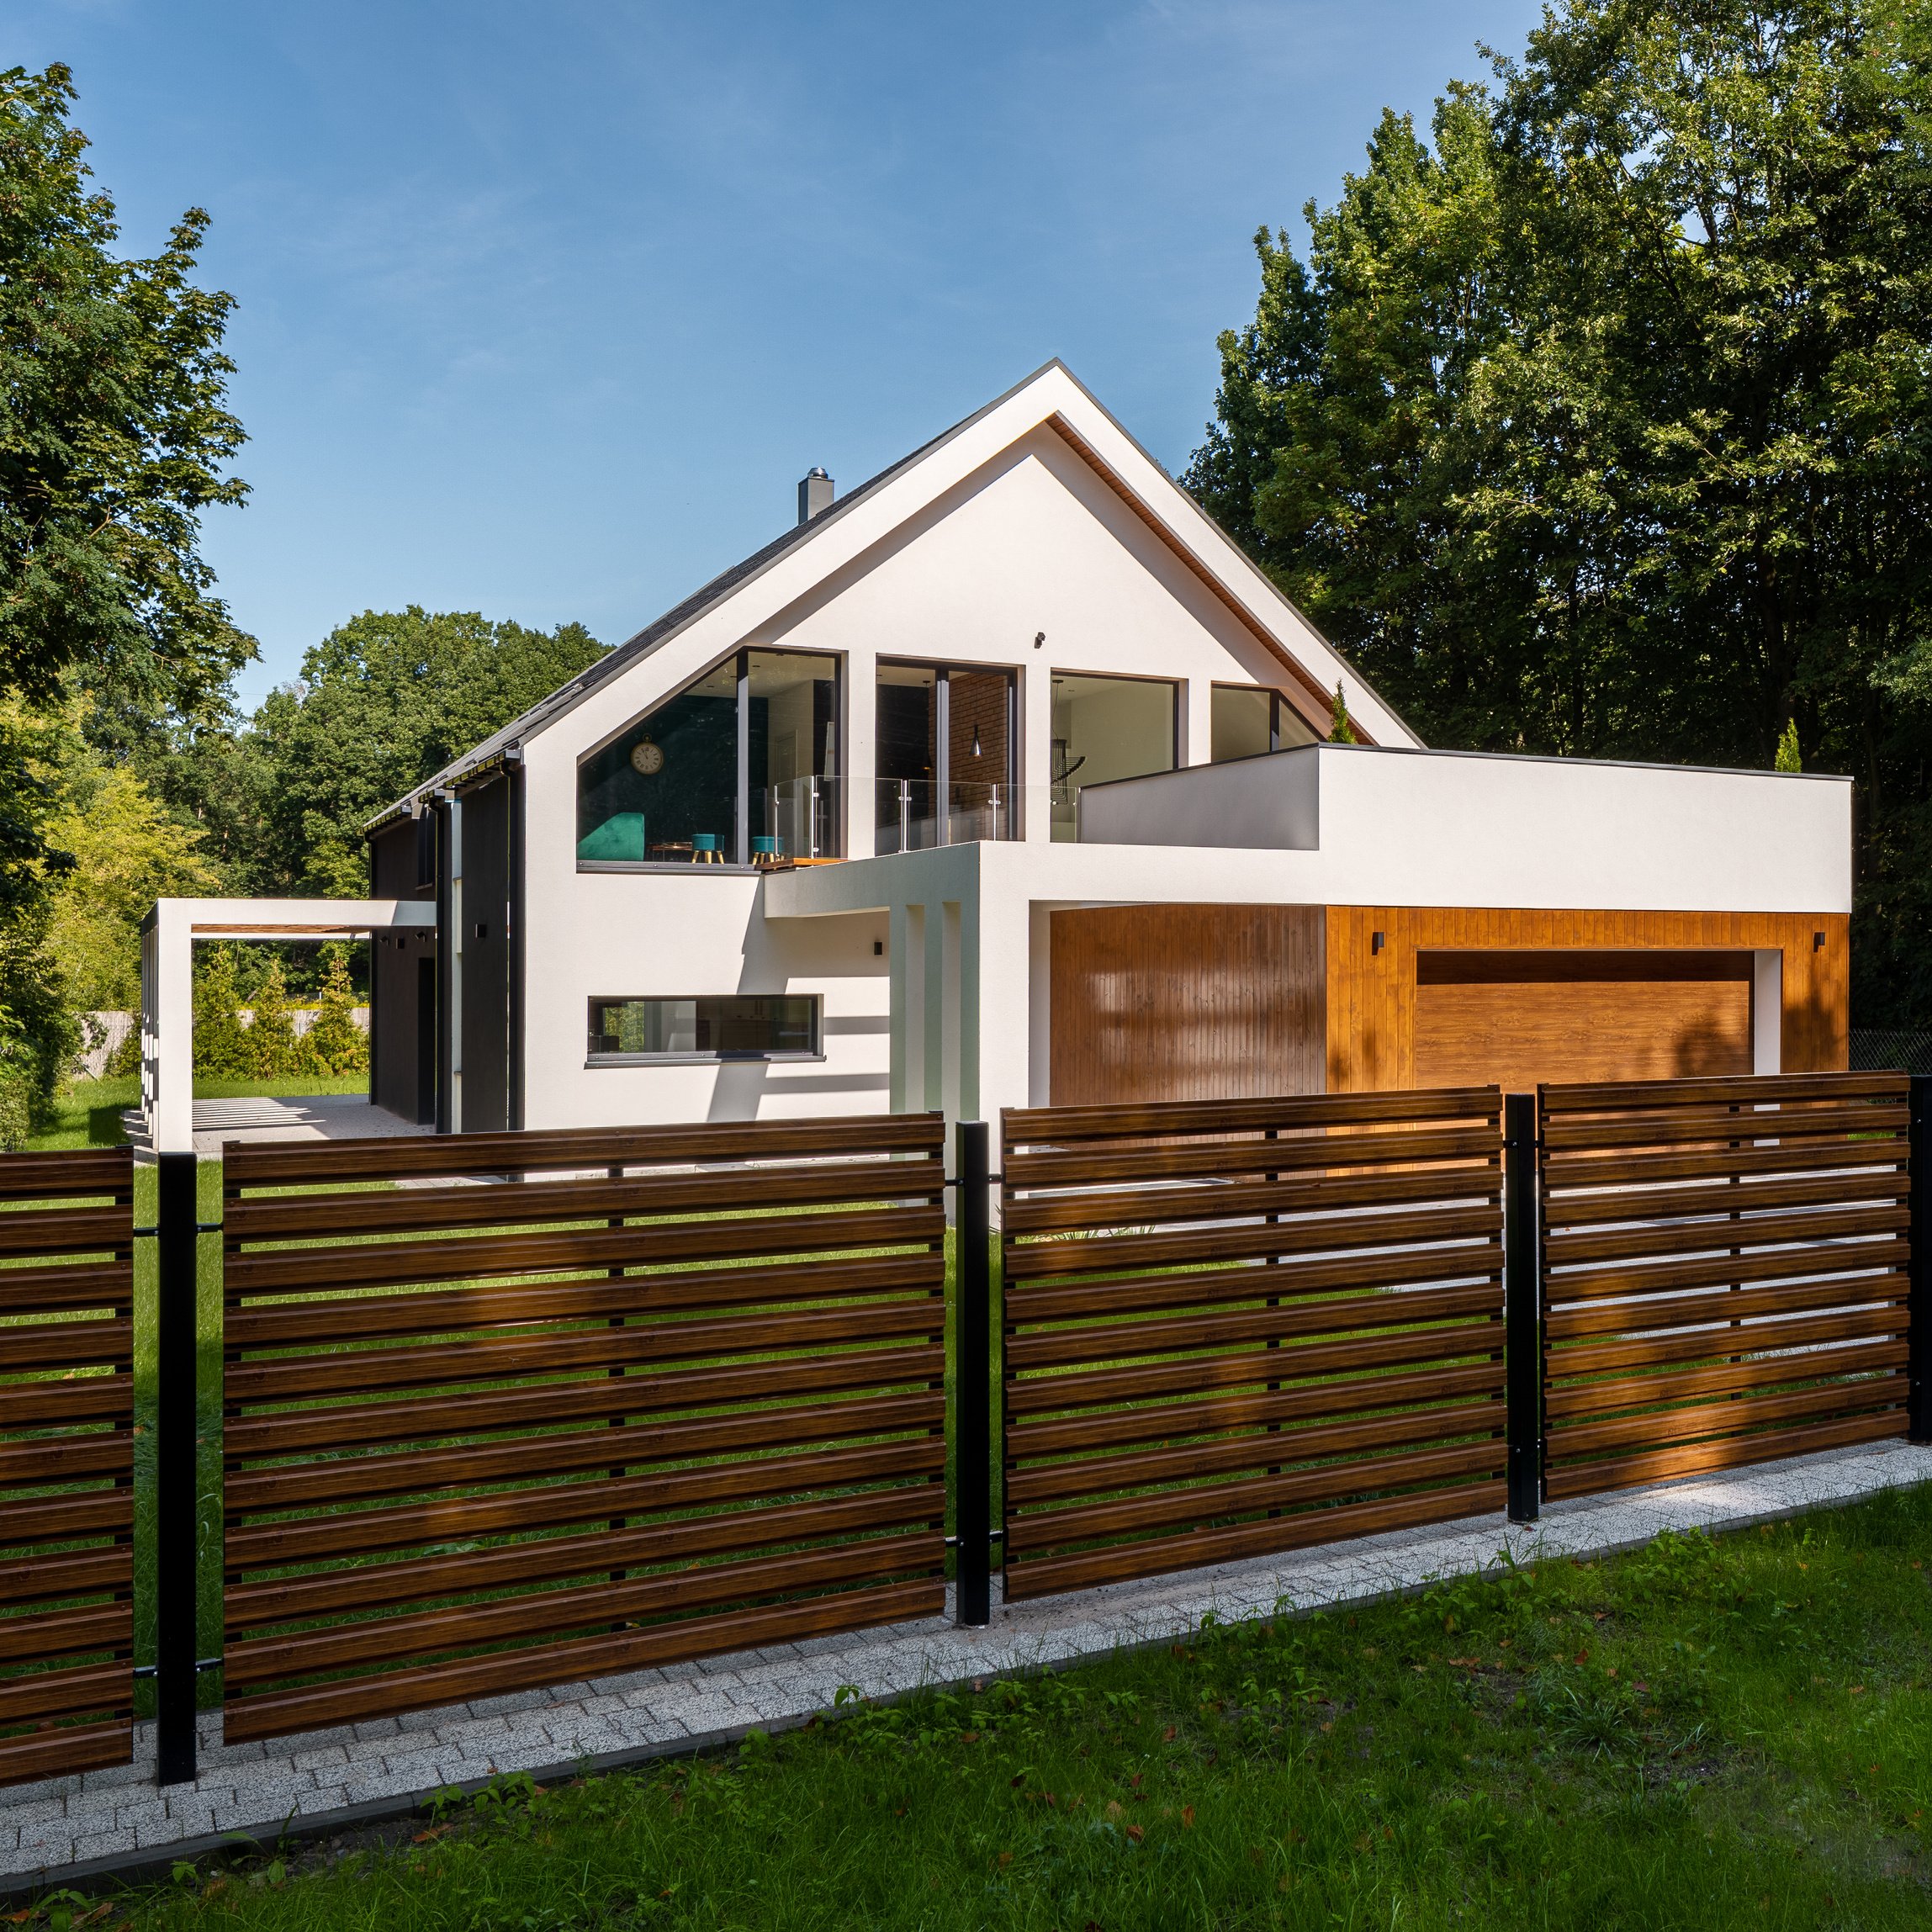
[873,780,1084,853]
[754,775,842,865]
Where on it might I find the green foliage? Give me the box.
[192,945,249,1078]
[246,608,605,895]
[1188,0,1932,1025]
[0,63,252,720]
[1327,680,1356,744]
[1776,718,1803,773]
[0,1061,31,1151]
[302,945,368,1076]
[244,956,299,1078]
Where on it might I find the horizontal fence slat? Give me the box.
[225,1252,941,1349]
[225,1157,946,1244]
[1544,1411,1907,1501]
[0,1147,136,1785]
[1006,1363,1504,1461]
[1542,1339,1908,1421]
[225,1344,947,1461]
[1541,1237,1910,1310]
[1003,1482,1504,1601]
[1547,1374,1906,1463]
[1008,1398,1501,1510]
[227,1532,940,1689]
[226,1485,945,1632]
[227,1389,945,1516]
[224,1578,945,1744]
[1543,1270,1907,1345]
[1004,1088,1500,1146]
[1007,1122,1503,1192]
[1545,1202,1908,1270]
[223,1113,946,1187]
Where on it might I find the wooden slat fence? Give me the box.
[220,1114,948,1744]
[1000,1089,1507,1599]
[1540,1072,1913,1498]
[0,1149,136,1786]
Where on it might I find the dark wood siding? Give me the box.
[458,775,512,1135]
[368,818,437,1124]
[1049,904,1325,1106]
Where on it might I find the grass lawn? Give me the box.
[25,1076,370,1151]
[49,1482,1932,1931]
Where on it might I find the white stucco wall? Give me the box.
[1077,744,1852,916]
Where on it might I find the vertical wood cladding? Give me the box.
[1049,904,1325,1105]
[368,818,436,1125]
[1325,909,1848,1093]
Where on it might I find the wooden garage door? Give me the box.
[1414,950,1755,1091]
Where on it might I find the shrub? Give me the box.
[303,946,368,1076]
[193,945,251,1077]
[245,958,299,1079]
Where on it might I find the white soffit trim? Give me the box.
[552,361,1423,765]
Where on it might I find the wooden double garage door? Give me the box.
[1413,949,1755,1092]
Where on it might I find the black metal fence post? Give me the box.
[155,1151,199,1785]
[1504,1093,1543,1524]
[953,1120,992,1627]
[1909,1076,1929,1444]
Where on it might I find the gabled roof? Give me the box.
[368,359,1416,828]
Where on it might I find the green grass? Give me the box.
[50,1483,1932,1931]
[24,1076,369,1151]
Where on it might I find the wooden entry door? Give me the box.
[1413,950,1755,1091]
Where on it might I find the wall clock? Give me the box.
[629,738,664,775]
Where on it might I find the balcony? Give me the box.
[874,779,1083,854]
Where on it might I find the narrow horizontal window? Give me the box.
[587,995,822,1062]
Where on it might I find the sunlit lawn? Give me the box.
[37,1482,1932,1932]
[25,1077,370,1152]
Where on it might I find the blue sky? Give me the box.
[13,2,1542,710]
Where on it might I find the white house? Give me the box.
[135,361,1848,1153]
[347,361,1852,1137]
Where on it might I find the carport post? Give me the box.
[1504,1093,1542,1523]
[1909,1077,1929,1444]
[155,1150,199,1784]
[952,1120,992,1627]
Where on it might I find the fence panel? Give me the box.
[0,1149,136,1786]
[221,1115,948,1744]
[1539,1072,1912,1499]
[1000,1090,1506,1600]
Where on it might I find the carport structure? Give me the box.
[139,898,439,1157]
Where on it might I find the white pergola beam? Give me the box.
[140,898,438,1157]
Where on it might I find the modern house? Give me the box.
[346,362,1851,1137]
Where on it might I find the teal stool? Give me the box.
[692,832,721,864]
[752,835,782,866]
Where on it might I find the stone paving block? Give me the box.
[71,1826,138,1861]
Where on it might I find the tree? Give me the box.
[0,64,252,719]
[43,737,219,1011]
[192,944,248,1078]
[1776,720,1803,774]
[1188,0,1932,1026]
[302,945,368,1076]
[1328,681,1357,744]
[244,956,299,1079]
[250,609,606,894]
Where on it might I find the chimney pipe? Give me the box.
[797,466,834,524]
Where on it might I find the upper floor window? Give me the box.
[577,649,841,867]
[1210,684,1319,762]
[876,660,1018,852]
[1051,673,1178,839]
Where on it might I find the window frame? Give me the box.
[575,647,845,871]
[1209,681,1310,762]
[584,993,826,1067]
